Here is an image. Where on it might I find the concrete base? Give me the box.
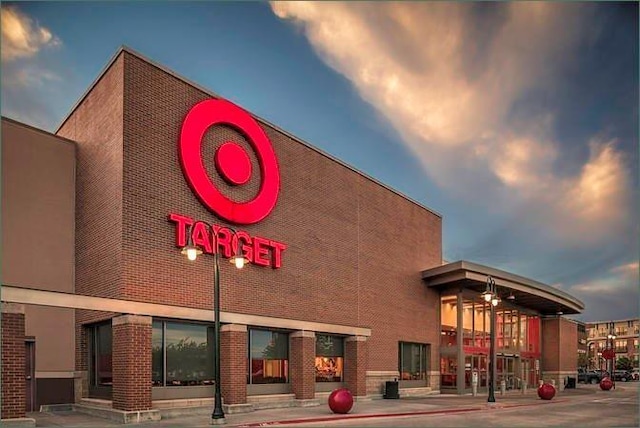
[210,417,226,425]
[0,418,36,427]
[74,403,161,424]
[223,403,254,414]
[295,399,321,407]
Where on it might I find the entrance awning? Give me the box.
[422,260,584,315]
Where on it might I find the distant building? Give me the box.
[586,319,639,370]
[575,320,588,369]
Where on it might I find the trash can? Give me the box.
[565,377,576,389]
[384,380,399,399]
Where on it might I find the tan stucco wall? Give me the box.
[2,117,76,372]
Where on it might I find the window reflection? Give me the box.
[152,321,214,387]
[249,329,289,384]
[315,335,344,382]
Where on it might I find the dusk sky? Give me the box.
[2,2,638,322]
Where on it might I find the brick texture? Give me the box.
[112,317,152,411]
[1,312,26,419]
[290,333,315,399]
[220,326,247,405]
[345,337,368,396]
[55,49,443,406]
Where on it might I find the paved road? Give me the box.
[281,387,638,427]
[31,384,638,427]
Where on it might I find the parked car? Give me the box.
[612,370,634,382]
[578,368,603,384]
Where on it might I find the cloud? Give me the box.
[271,2,635,248]
[1,5,65,130]
[1,4,61,61]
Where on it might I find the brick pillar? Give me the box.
[541,317,577,391]
[1,303,26,420]
[112,315,152,411]
[345,335,368,397]
[290,331,315,400]
[220,324,247,405]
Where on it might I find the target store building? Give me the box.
[1,48,583,422]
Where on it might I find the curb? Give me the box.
[235,399,569,427]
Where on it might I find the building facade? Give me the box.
[1,47,584,423]
[586,319,639,370]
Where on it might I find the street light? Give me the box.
[181,221,249,424]
[483,276,500,403]
[607,330,617,389]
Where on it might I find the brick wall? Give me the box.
[2,305,26,419]
[559,318,578,372]
[542,318,560,372]
[55,48,443,406]
[112,315,152,411]
[290,331,315,400]
[220,325,247,405]
[119,51,442,373]
[345,336,368,396]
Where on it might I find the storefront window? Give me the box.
[89,322,113,387]
[249,329,289,384]
[440,356,457,387]
[441,296,457,348]
[152,321,214,387]
[315,335,344,382]
[399,342,429,380]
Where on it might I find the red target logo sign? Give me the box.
[179,99,280,224]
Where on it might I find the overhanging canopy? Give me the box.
[422,260,584,315]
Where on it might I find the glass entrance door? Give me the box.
[497,356,517,390]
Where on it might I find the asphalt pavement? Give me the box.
[30,383,639,427]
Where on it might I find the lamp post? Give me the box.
[482,276,500,403]
[181,221,249,424]
[607,330,617,389]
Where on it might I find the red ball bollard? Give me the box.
[600,377,613,391]
[537,382,556,400]
[328,388,354,414]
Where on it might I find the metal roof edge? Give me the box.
[3,116,77,147]
[422,259,585,311]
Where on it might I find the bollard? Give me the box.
[539,380,544,387]
[522,380,527,395]
[500,379,506,395]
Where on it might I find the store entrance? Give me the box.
[497,355,517,389]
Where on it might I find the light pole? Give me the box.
[607,330,617,389]
[482,276,500,403]
[181,221,249,424]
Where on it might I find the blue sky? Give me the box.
[2,2,638,322]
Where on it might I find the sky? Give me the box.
[1,2,638,322]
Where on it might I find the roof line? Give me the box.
[422,260,585,310]
[3,116,77,147]
[56,45,442,219]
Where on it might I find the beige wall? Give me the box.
[2,118,76,372]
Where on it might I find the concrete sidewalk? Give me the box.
[30,386,605,427]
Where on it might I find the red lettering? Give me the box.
[192,222,212,254]
[168,213,286,268]
[233,231,254,263]
[252,236,271,266]
[270,241,287,269]
[213,225,232,258]
[168,213,193,247]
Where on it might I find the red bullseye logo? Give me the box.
[179,99,280,224]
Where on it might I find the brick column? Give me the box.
[290,331,316,400]
[220,324,247,405]
[112,315,152,411]
[541,317,577,391]
[1,303,26,420]
[345,335,368,397]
